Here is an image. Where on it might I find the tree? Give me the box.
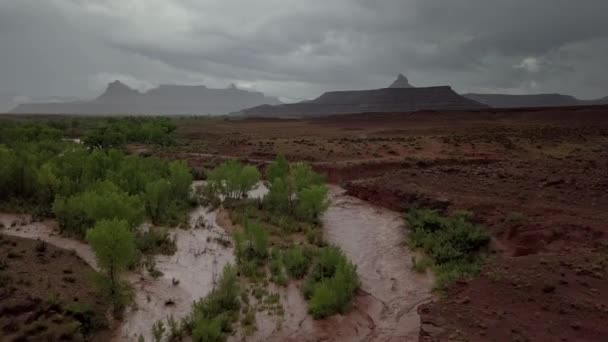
[207,160,260,202]
[86,219,136,313]
[53,181,145,237]
[144,179,172,224]
[295,185,329,223]
[290,162,324,192]
[265,177,290,212]
[265,154,288,182]
[168,160,193,198]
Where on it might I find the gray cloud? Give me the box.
[1,0,607,101]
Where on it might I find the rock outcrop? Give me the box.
[388,73,413,88]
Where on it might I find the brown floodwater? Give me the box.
[0,182,432,341]
[236,184,434,341]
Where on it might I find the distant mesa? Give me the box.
[463,93,608,108]
[11,81,282,115]
[389,74,414,88]
[238,74,487,117]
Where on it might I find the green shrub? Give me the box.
[192,316,224,342]
[135,228,177,256]
[265,154,289,183]
[233,218,268,266]
[53,181,144,237]
[283,247,311,279]
[302,246,359,318]
[295,185,329,223]
[86,219,136,315]
[405,208,490,290]
[190,265,240,341]
[207,160,260,202]
[269,249,288,286]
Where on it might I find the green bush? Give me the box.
[265,154,289,183]
[263,156,328,226]
[302,246,359,318]
[135,228,177,256]
[269,249,288,286]
[207,160,260,202]
[295,185,329,223]
[190,265,240,341]
[0,121,191,231]
[283,247,311,279]
[86,219,136,315]
[233,217,268,266]
[53,181,145,237]
[405,208,490,289]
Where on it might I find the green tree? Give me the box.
[86,219,136,313]
[265,154,288,182]
[144,179,173,224]
[53,181,145,237]
[168,160,193,198]
[295,185,329,223]
[290,162,324,192]
[207,160,260,201]
[265,177,290,212]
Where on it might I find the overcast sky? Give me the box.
[1,0,607,101]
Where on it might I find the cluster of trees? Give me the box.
[83,117,177,148]
[1,120,193,315]
[406,209,490,289]
[0,121,193,237]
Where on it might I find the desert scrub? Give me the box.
[302,246,360,319]
[405,208,490,290]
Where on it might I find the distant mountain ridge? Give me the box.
[11,81,282,115]
[238,75,487,117]
[463,93,608,108]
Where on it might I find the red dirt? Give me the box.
[0,233,111,341]
[153,105,608,341]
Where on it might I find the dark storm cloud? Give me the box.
[1,0,607,100]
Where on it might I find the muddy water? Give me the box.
[240,184,433,341]
[0,210,235,342]
[0,183,432,341]
[116,207,236,341]
[322,186,434,341]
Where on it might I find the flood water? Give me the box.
[235,184,434,341]
[0,183,433,341]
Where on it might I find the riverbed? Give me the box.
[0,183,432,341]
